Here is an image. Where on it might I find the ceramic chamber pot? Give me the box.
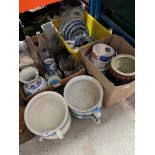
[107,54,135,85]
[19,67,47,96]
[24,91,71,141]
[64,75,104,124]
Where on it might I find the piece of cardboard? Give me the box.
[80,34,135,107]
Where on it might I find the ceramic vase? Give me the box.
[19,67,47,96]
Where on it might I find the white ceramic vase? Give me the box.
[19,67,47,96]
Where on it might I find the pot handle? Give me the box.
[92,107,102,124]
[56,130,64,139]
[39,131,54,142]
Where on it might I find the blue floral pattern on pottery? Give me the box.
[25,77,42,90]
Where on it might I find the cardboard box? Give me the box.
[80,34,135,107]
[20,34,86,103]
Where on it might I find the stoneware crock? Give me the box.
[64,75,104,124]
[24,91,71,141]
[19,67,47,96]
[107,54,135,85]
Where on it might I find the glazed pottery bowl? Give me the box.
[108,54,135,85]
[64,75,104,124]
[24,91,71,140]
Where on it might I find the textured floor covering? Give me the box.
[20,94,135,155]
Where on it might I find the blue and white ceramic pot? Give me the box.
[64,75,104,124]
[91,43,116,71]
[19,67,47,96]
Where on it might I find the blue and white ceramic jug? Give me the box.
[19,67,47,96]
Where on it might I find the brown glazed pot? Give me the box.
[107,54,135,86]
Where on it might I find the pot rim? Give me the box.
[24,91,69,137]
[19,67,39,84]
[111,54,135,77]
[64,75,104,113]
[92,43,115,57]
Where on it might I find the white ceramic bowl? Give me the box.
[24,91,71,140]
[64,75,104,123]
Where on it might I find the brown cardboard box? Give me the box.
[20,34,86,103]
[80,34,135,107]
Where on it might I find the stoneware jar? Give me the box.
[64,75,104,124]
[107,54,135,85]
[24,91,71,141]
[19,67,47,96]
[91,43,116,71]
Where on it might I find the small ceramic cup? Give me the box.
[47,75,61,86]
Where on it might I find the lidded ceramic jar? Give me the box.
[19,67,47,96]
[24,91,71,140]
[107,54,135,85]
[64,75,104,124]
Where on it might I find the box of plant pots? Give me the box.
[80,34,135,107]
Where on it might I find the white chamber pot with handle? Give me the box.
[64,75,104,124]
[24,91,71,141]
